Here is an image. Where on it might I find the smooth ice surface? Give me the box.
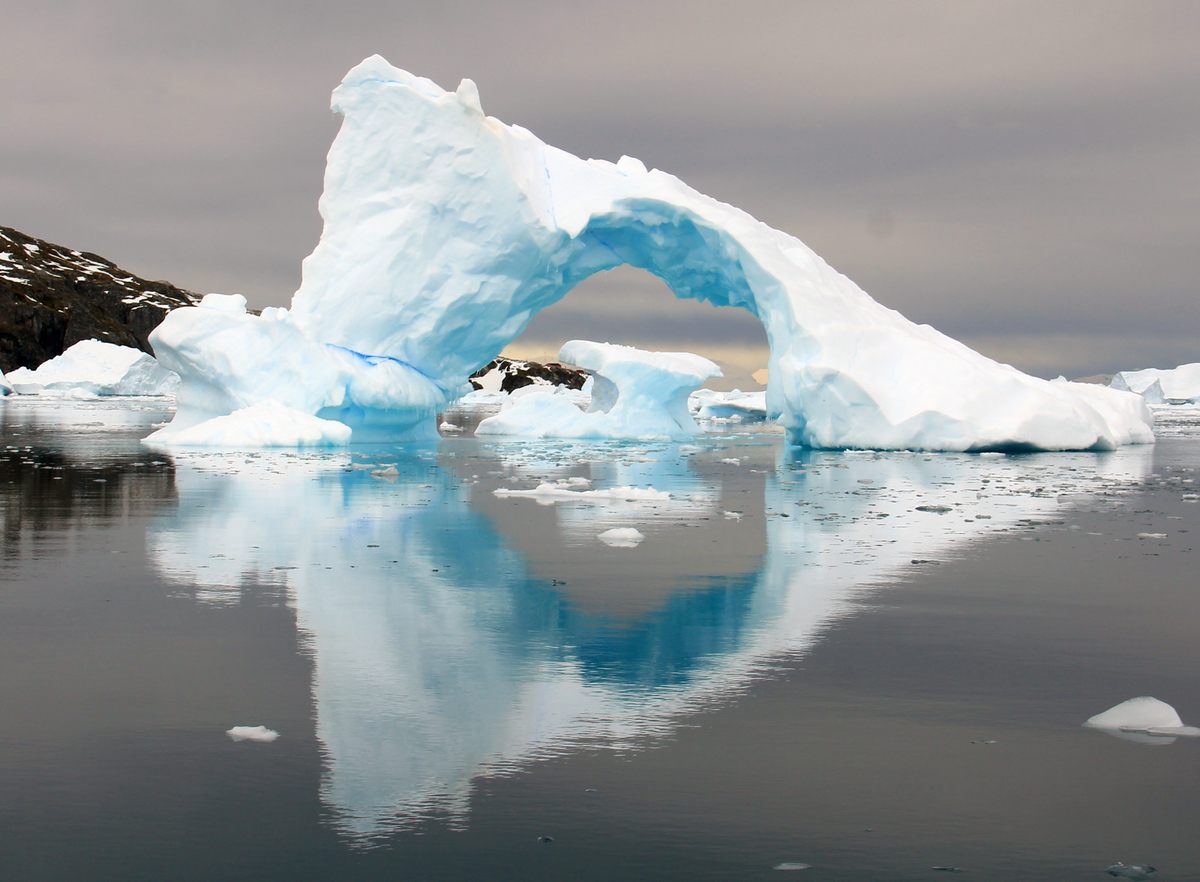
[476,340,719,439]
[1084,696,1199,737]
[1111,363,1200,404]
[226,725,280,743]
[145,400,352,448]
[7,339,178,397]
[148,55,1153,451]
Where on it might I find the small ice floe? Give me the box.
[1084,697,1200,742]
[915,504,953,513]
[438,421,463,432]
[773,862,812,871]
[494,483,669,505]
[370,465,399,478]
[598,527,645,548]
[1105,861,1157,880]
[1136,532,1167,540]
[723,510,743,520]
[720,457,744,465]
[226,725,280,743]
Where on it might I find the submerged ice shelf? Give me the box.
[147,55,1153,451]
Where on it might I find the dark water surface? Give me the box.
[1,399,1198,881]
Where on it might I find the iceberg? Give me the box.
[149,55,1153,451]
[1110,363,1200,405]
[0,370,11,396]
[1083,696,1200,740]
[7,339,179,397]
[476,340,719,439]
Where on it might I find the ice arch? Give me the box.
[148,55,1152,451]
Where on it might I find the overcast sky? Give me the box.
[3,0,1197,380]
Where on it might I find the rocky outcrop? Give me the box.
[0,225,199,373]
[469,356,588,393]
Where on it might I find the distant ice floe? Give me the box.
[6,339,178,397]
[226,725,280,743]
[1084,697,1200,743]
[1110,363,1200,405]
[476,341,720,440]
[493,481,671,504]
[142,55,1153,450]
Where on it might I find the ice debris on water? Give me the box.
[494,483,670,505]
[773,862,812,871]
[226,725,280,743]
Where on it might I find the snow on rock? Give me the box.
[1084,697,1200,738]
[597,527,645,547]
[226,725,280,743]
[6,339,179,396]
[146,55,1153,451]
[1110,363,1200,404]
[145,400,351,448]
[476,340,719,439]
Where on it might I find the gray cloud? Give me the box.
[3,0,1197,378]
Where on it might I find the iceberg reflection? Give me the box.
[148,437,1152,837]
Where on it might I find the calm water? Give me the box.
[1,398,1198,881]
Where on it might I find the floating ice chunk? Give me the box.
[7,339,179,396]
[773,862,812,871]
[597,527,645,547]
[226,725,280,743]
[493,483,670,505]
[1084,697,1199,738]
[476,341,719,440]
[1136,532,1167,539]
[145,400,351,448]
[0,370,11,396]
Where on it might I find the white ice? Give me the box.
[1110,363,1200,404]
[147,55,1153,451]
[692,388,768,421]
[597,527,645,547]
[226,725,280,743]
[475,340,718,439]
[146,400,352,448]
[7,339,178,397]
[1084,696,1200,738]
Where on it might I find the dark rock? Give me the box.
[0,225,199,372]
[469,356,588,393]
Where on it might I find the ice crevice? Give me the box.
[146,54,1154,451]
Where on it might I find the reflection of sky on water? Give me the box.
[147,433,1154,838]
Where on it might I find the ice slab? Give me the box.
[226,725,280,743]
[145,400,351,448]
[7,339,178,397]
